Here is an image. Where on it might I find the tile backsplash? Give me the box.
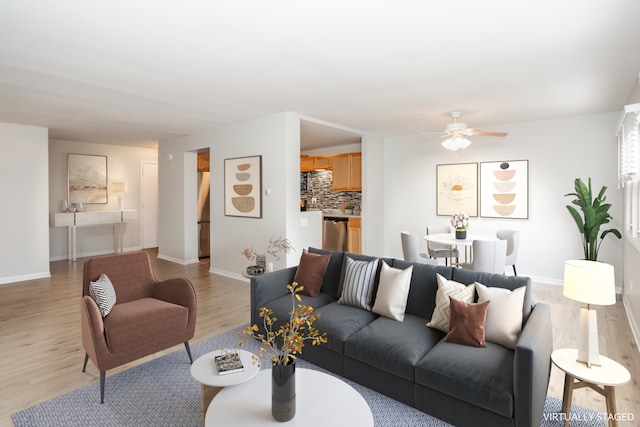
[301,171,361,211]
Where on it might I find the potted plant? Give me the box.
[242,237,294,273]
[565,177,621,261]
[238,283,327,422]
[344,204,355,215]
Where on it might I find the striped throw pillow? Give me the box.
[338,257,379,310]
[89,273,117,317]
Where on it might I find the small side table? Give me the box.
[191,349,260,425]
[552,348,631,427]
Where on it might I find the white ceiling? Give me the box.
[1,1,639,151]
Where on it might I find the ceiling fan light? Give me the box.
[441,136,472,151]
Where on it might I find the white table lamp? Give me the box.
[112,182,127,210]
[563,260,615,367]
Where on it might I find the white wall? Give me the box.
[158,113,302,278]
[0,123,50,284]
[365,112,623,285]
[49,140,158,260]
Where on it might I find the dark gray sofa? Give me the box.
[250,248,552,427]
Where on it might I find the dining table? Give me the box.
[424,233,496,265]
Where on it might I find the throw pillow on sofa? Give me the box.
[338,256,379,310]
[294,249,331,297]
[427,273,475,332]
[89,273,117,317]
[372,261,413,321]
[475,282,526,349]
[445,296,490,347]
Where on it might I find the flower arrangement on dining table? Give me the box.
[451,212,470,231]
[241,236,294,262]
[238,283,328,366]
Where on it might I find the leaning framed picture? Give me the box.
[224,155,262,218]
[436,162,478,216]
[480,160,529,219]
[68,153,108,204]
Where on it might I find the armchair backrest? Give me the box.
[83,251,157,303]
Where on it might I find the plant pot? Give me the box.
[272,361,296,422]
[455,229,467,240]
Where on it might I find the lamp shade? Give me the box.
[441,136,472,151]
[563,260,615,306]
[112,182,127,193]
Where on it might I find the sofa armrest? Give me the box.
[81,295,109,367]
[153,278,197,333]
[250,266,297,325]
[513,303,553,427]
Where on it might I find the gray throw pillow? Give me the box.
[338,256,379,310]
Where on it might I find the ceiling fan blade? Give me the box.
[467,129,508,137]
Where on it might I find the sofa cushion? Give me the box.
[476,283,526,349]
[391,260,454,319]
[309,301,378,354]
[308,247,344,299]
[452,268,532,320]
[372,261,413,321]
[89,273,117,317]
[426,274,475,333]
[294,250,331,297]
[445,297,490,348]
[416,340,515,418]
[104,298,189,354]
[346,314,445,381]
[339,256,379,310]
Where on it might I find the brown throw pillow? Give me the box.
[294,250,331,297]
[445,296,490,348]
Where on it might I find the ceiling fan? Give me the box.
[438,112,508,152]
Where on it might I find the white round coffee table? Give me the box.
[552,348,631,427]
[191,349,260,425]
[205,368,373,426]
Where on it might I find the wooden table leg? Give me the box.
[201,384,222,426]
[604,385,617,427]
[562,373,575,427]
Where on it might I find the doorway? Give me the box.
[197,150,211,259]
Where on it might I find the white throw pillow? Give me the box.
[89,273,117,317]
[426,274,475,333]
[372,261,414,321]
[338,257,379,310]
[475,282,526,349]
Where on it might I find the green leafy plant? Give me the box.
[564,177,621,261]
[238,283,327,365]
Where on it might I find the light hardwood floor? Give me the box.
[1,250,638,426]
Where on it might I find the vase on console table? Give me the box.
[455,228,467,240]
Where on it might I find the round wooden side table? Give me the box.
[552,348,631,427]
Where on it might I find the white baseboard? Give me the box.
[0,271,51,286]
[622,294,640,354]
[209,267,249,283]
[156,253,200,265]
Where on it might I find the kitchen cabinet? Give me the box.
[197,155,210,172]
[332,152,361,191]
[300,156,332,172]
[347,217,362,254]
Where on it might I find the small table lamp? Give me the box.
[112,182,127,210]
[563,260,615,367]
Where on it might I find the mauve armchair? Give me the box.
[81,251,197,403]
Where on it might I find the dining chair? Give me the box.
[425,225,459,266]
[400,231,438,265]
[496,229,520,275]
[459,239,507,274]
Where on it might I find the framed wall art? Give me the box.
[224,155,262,218]
[436,162,478,216]
[480,160,529,219]
[68,153,108,204]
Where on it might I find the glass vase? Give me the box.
[256,254,267,269]
[271,361,296,422]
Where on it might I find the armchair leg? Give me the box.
[82,353,89,372]
[184,341,193,364]
[100,371,105,404]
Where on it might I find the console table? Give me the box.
[50,210,137,261]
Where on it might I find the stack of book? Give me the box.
[214,351,244,375]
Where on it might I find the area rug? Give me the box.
[13,326,604,427]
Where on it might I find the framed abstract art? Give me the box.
[224,155,262,218]
[480,160,529,219]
